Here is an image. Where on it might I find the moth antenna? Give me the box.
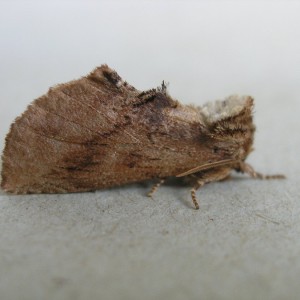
[176,159,238,177]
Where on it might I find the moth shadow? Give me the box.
[145,177,193,209]
[100,177,192,208]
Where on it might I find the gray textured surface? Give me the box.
[1,168,299,300]
[1,1,300,300]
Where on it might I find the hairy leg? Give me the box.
[187,167,231,210]
[147,178,166,198]
[190,180,205,210]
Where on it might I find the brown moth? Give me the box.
[1,65,284,209]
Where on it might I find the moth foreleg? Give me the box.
[147,178,166,198]
[238,162,285,180]
[190,180,205,210]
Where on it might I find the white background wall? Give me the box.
[1,2,300,299]
[1,0,300,155]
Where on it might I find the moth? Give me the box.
[1,65,284,209]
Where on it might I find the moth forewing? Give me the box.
[1,65,284,210]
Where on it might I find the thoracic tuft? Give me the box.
[200,95,253,125]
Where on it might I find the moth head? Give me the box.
[201,95,255,161]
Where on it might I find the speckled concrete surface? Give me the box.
[1,1,300,300]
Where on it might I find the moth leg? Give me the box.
[190,180,205,210]
[238,162,285,179]
[147,178,166,198]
